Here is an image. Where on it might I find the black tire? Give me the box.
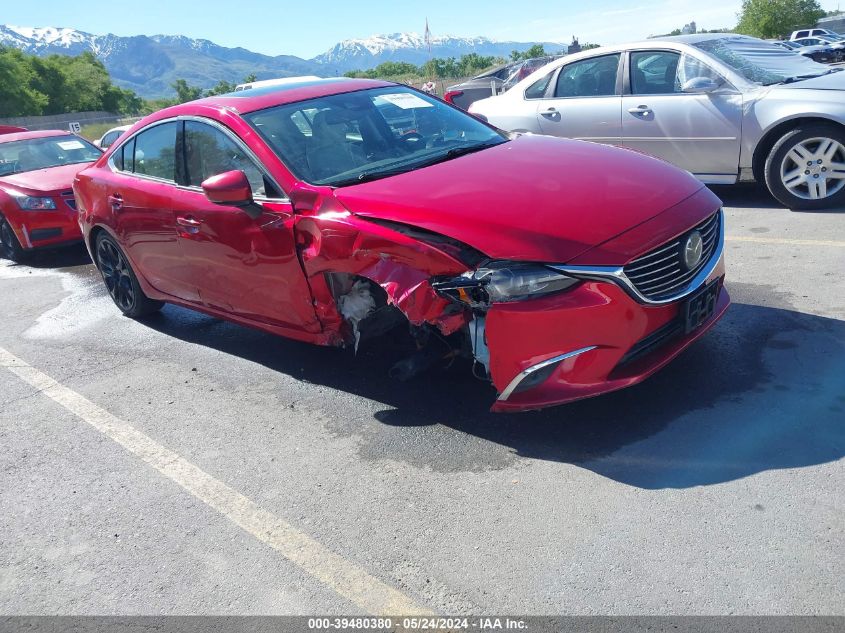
[764,124,845,210]
[95,232,163,318]
[0,216,26,263]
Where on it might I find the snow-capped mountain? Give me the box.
[0,25,565,98]
[0,24,323,98]
[315,32,566,70]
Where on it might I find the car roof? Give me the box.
[153,77,395,119]
[649,33,761,45]
[0,129,76,144]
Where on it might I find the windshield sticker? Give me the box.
[377,93,434,109]
[57,140,86,150]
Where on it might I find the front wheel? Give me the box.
[95,232,163,318]
[764,124,845,210]
[0,216,26,263]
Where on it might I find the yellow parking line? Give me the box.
[726,236,845,247]
[0,346,431,616]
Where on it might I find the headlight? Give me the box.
[13,194,57,210]
[433,261,578,307]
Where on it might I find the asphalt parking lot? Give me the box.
[0,183,843,615]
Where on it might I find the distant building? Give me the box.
[569,36,581,54]
[682,21,697,34]
[817,14,845,34]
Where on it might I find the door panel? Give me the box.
[172,192,320,332]
[535,53,622,144]
[108,123,199,302]
[621,51,743,178]
[173,120,319,332]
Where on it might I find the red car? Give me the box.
[73,78,729,412]
[1,130,102,261]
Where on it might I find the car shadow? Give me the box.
[139,287,845,490]
[709,183,845,213]
[17,243,92,271]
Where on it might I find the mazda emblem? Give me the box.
[683,231,704,270]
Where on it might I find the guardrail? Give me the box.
[0,111,132,132]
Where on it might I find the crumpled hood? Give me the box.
[334,135,707,263]
[778,70,845,91]
[0,162,93,195]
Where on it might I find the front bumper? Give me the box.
[485,254,728,413]
[3,196,82,250]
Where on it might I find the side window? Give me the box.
[183,121,279,198]
[678,54,723,90]
[630,51,681,95]
[102,131,120,149]
[133,122,177,181]
[113,140,128,171]
[524,71,554,99]
[554,54,621,98]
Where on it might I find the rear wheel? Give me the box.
[95,232,163,318]
[765,124,845,210]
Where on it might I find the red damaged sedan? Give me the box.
[1,130,102,261]
[73,78,729,412]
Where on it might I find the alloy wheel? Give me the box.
[97,238,136,312]
[779,136,845,201]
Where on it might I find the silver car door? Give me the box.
[621,50,743,183]
[534,53,623,145]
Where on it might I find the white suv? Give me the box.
[790,28,842,40]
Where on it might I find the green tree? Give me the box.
[205,79,236,96]
[0,46,143,116]
[171,79,203,103]
[736,0,826,38]
[510,45,547,62]
[581,42,602,50]
[0,47,48,116]
[243,73,258,83]
[421,56,457,78]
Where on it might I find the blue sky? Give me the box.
[4,0,843,58]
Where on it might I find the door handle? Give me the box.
[540,107,559,119]
[108,193,123,211]
[628,105,652,116]
[176,216,202,228]
[176,215,203,234]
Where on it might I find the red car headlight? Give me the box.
[433,261,578,307]
[12,194,57,211]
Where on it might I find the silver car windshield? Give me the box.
[246,86,506,187]
[693,36,839,85]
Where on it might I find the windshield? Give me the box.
[0,135,101,176]
[694,36,837,85]
[245,86,506,187]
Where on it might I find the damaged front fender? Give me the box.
[294,211,474,343]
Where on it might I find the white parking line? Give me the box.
[726,236,845,247]
[0,346,431,616]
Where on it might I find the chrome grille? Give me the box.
[623,211,720,301]
[61,191,77,210]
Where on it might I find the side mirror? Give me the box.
[201,170,263,219]
[681,77,723,93]
[201,170,253,206]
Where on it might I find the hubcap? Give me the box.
[780,136,845,201]
[97,239,136,312]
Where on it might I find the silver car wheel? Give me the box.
[780,136,845,200]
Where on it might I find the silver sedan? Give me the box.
[470,34,845,210]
